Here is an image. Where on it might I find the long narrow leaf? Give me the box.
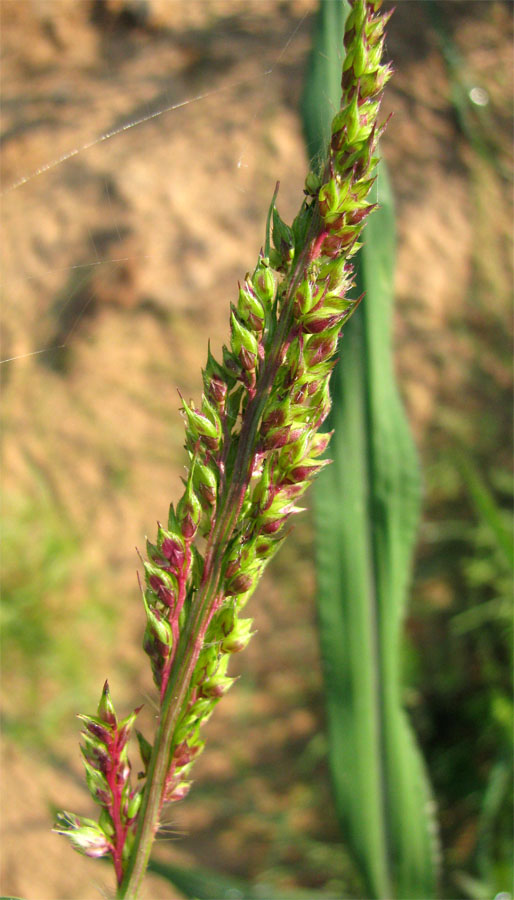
[300,0,348,164]
[147,858,315,900]
[306,2,439,897]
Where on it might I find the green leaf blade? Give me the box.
[314,157,438,900]
[306,3,439,896]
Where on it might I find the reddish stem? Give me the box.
[160,543,192,702]
[105,734,128,886]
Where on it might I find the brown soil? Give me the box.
[1,1,512,899]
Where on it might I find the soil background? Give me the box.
[1,1,512,899]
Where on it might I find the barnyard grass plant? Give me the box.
[55,2,393,896]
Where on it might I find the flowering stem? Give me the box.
[117,218,321,899]
[116,610,208,897]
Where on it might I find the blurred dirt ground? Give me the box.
[1,1,512,898]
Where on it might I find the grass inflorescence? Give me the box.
[54,2,393,896]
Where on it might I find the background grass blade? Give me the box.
[454,451,514,570]
[306,2,439,897]
[300,0,348,164]
[147,858,315,900]
[423,0,509,181]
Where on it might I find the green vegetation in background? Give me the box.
[306,1,438,897]
[407,6,513,887]
[1,484,116,746]
[417,453,513,899]
[424,0,510,181]
[453,457,513,900]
